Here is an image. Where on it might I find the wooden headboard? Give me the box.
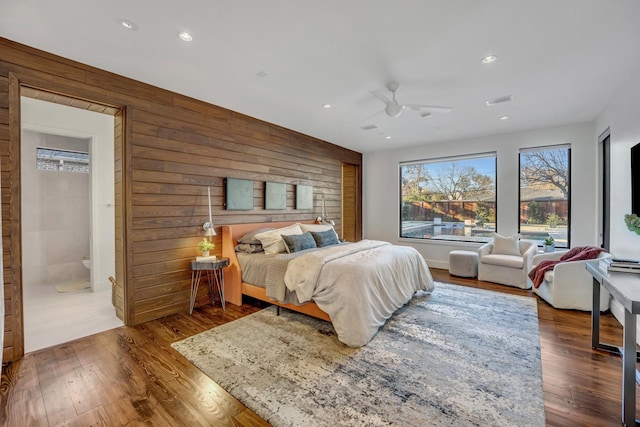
[221,220,316,306]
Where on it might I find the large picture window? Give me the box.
[519,145,570,248]
[400,153,497,242]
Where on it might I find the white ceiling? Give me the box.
[2,1,640,153]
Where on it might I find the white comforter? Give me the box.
[284,240,434,347]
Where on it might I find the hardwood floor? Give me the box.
[0,269,635,426]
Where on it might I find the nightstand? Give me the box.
[189,257,229,314]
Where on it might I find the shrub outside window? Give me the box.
[519,145,570,248]
[400,153,497,243]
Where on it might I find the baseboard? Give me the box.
[427,260,449,270]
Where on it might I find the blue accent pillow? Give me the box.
[281,232,317,253]
[310,230,340,247]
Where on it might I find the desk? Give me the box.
[586,261,640,427]
[190,257,229,315]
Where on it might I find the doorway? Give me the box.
[20,96,122,352]
[599,129,611,251]
[342,163,361,241]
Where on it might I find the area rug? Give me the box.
[55,279,90,292]
[172,283,545,426]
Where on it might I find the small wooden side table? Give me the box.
[189,257,229,314]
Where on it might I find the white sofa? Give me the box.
[529,251,612,311]
[478,240,538,289]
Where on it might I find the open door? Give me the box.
[342,163,361,242]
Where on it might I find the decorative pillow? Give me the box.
[234,243,264,253]
[237,228,275,244]
[310,230,340,247]
[255,224,304,254]
[491,233,521,256]
[282,232,317,253]
[299,223,340,241]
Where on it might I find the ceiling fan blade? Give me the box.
[404,104,453,113]
[361,109,384,123]
[370,90,395,107]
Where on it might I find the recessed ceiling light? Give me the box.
[323,104,332,109]
[500,115,509,120]
[481,55,497,64]
[120,20,137,30]
[179,32,193,42]
[385,136,392,139]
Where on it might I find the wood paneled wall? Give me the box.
[0,38,362,363]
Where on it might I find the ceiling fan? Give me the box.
[370,82,452,118]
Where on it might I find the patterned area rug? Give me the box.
[172,283,545,426]
[55,279,90,292]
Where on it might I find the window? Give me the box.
[400,153,497,242]
[519,145,570,248]
[36,147,89,173]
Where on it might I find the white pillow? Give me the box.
[255,224,303,254]
[491,233,521,256]
[299,223,340,241]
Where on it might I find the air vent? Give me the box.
[485,95,512,106]
[361,124,377,130]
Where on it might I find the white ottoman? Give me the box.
[449,250,478,278]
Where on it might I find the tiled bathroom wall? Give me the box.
[21,130,90,288]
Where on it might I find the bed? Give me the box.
[221,221,434,346]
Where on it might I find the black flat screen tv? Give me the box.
[632,142,640,214]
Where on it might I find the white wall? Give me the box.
[363,122,597,269]
[21,131,91,287]
[595,75,640,258]
[594,71,640,333]
[21,97,115,291]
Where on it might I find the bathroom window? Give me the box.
[36,147,89,173]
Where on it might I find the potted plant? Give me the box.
[624,213,640,235]
[543,235,555,253]
[198,238,215,257]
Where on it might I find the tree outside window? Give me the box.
[400,154,496,242]
[519,146,570,248]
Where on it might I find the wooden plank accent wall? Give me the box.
[1,73,11,364]
[0,37,362,363]
[113,110,126,322]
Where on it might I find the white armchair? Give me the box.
[529,251,612,311]
[478,240,538,289]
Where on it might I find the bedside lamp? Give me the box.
[203,224,216,238]
[203,186,216,239]
[317,194,335,226]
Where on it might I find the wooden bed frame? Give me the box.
[221,221,331,322]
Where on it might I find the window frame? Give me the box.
[399,152,498,243]
[518,144,571,249]
[36,146,89,173]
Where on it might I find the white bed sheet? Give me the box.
[285,240,434,346]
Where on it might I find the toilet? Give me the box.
[82,255,91,270]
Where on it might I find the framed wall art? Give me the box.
[296,185,313,210]
[225,178,254,210]
[265,182,287,210]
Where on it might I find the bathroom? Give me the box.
[20,96,123,352]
